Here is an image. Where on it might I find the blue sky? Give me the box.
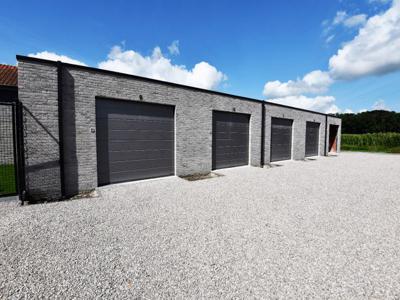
[1,0,399,113]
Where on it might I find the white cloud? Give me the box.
[263,1,400,112]
[369,0,391,4]
[263,70,333,98]
[326,34,335,43]
[343,108,354,113]
[344,14,368,27]
[359,108,368,113]
[329,0,400,79]
[28,51,87,66]
[333,11,367,28]
[168,40,180,55]
[267,95,340,114]
[333,11,348,25]
[98,45,226,89]
[372,99,391,110]
[323,11,367,37]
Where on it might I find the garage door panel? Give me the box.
[213,137,248,146]
[106,118,174,131]
[110,157,172,172]
[213,157,248,169]
[108,140,174,152]
[109,149,173,161]
[214,123,249,132]
[214,132,248,139]
[214,152,248,161]
[105,129,173,141]
[96,98,174,185]
[105,167,174,184]
[212,111,250,170]
[99,100,172,115]
[305,122,320,157]
[271,117,293,162]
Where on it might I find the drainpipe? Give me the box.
[324,114,328,156]
[57,61,66,199]
[260,103,265,166]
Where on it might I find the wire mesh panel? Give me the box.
[0,103,16,196]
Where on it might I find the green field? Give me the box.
[342,132,400,154]
[0,164,16,196]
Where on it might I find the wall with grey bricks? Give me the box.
[17,57,341,200]
[264,104,329,163]
[61,66,262,195]
[17,61,62,200]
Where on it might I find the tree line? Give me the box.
[335,110,400,134]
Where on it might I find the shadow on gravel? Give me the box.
[263,163,283,168]
[180,172,224,181]
[302,158,317,162]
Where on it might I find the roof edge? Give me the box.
[0,85,18,91]
[16,55,340,119]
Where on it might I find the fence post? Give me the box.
[15,101,27,204]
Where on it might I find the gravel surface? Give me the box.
[1,152,400,299]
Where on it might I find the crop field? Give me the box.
[342,132,400,153]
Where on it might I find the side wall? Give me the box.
[264,104,327,163]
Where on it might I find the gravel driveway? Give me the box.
[1,152,400,299]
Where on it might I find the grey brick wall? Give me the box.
[62,67,262,194]
[17,61,62,200]
[17,57,341,200]
[264,104,331,163]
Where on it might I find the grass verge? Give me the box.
[0,164,16,196]
[342,145,400,153]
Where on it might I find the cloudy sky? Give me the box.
[1,0,399,113]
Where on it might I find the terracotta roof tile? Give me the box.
[0,64,17,87]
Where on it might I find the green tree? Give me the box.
[336,110,400,134]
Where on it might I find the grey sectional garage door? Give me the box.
[96,98,174,186]
[305,121,320,157]
[271,117,293,162]
[212,111,249,170]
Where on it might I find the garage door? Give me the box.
[212,111,249,170]
[96,98,174,186]
[270,117,293,162]
[305,121,320,157]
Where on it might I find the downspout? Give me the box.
[57,61,66,199]
[260,102,265,166]
[324,114,328,156]
[12,64,27,205]
[16,100,27,205]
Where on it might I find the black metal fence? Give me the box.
[0,101,25,202]
[0,102,17,197]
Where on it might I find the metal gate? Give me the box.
[0,101,25,202]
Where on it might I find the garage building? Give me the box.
[15,55,341,201]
